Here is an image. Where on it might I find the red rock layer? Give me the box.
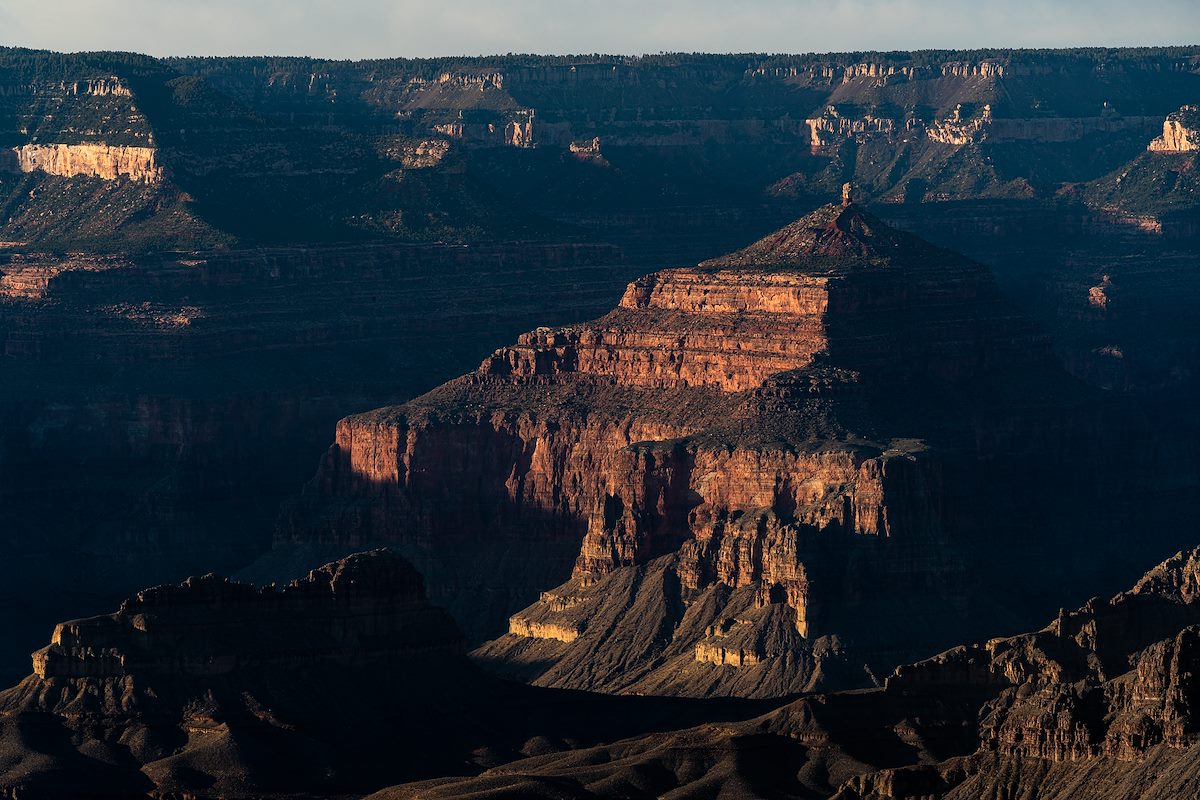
[480,204,1048,391]
[283,202,1052,690]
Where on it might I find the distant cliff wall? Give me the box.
[1148,105,1200,152]
[0,143,162,183]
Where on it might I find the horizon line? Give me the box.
[2,42,1199,64]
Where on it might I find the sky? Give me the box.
[0,0,1196,60]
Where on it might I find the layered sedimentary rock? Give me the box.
[0,551,772,798]
[0,143,163,182]
[1148,105,1200,153]
[0,239,641,689]
[30,549,463,681]
[286,200,1087,697]
[374,544,1200,800]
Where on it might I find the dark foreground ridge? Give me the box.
[9,545,1200,798]
[0,550,774,798]
[377,545,1200,799]
[284,200,1191,704]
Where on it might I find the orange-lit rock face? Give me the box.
[573,438,926,583]
[1148,105,1200,153]
[287,202,1053,691]
[482,270,832,391]
[1,143,162,183]
[479,204,1041,393]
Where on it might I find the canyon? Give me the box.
[0,43,1196,799]
[284,199,1195,701]
[0,550,774,797]
[369,545,1200,799]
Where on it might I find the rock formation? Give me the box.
[0,550,458,796]
[1148,105,1200,153]
[370,544,1200,800]
[285,200,1105,698]
[806,106,897,152]
[925,104,993,145]
[0,143,163,183]
[0,551,771,798]
[29,549,464,681]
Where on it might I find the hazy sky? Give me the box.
[0,0,1196,59]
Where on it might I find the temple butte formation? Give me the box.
[0,43,1198,800]
[282,195,1169,700]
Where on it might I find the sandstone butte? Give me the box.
[372,544,1200,800]
[279,194,1129,699]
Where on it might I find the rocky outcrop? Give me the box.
[1148,105,1200,152]
[29,550,463,681]
[0,253,129,299]
[374,544,1200,800]
[806,106,898,151]
[926,104,993,145]
[807,100,1157,157]
[0,550,467,796]
[72,77,133,97]
[841,63,923,83]
[848,543,1200,795]
[940,61,1006,78]
[289,202,1080,697]
[432,110,535,147]
[0,551,774,799]
[568,136,607,164]
[924,105,1159,147]
[481,270,834,391]
[1,143,162,182]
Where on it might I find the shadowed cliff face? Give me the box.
[0,241,647,688]
[0,550,777,799]
[17,544,1200,799]
[279,203,1185,699]
[365,544,1200,800]
[2,48,1199,252]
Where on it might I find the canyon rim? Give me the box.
[0,6,1199,798]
